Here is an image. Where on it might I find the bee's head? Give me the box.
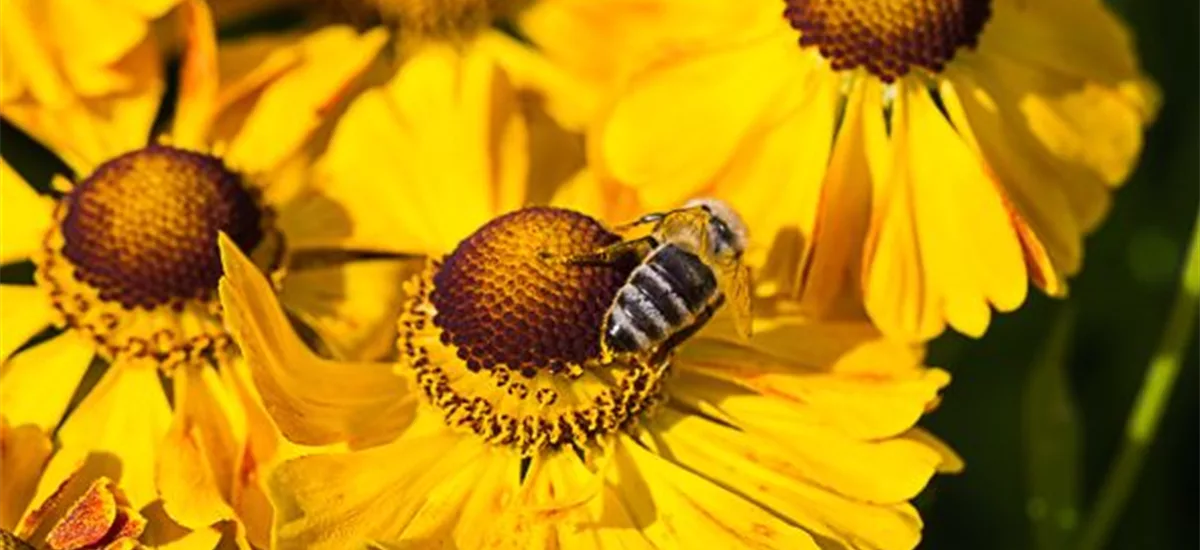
[684,198,748,258]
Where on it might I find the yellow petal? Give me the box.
[0,161,54,265]
[654,408,945,505]
[270,430,481,549]
[940,67,1093,296]
[799,78,885,315]
[2,38,163,174]
[396,451,522,548]
[157,363,239,531]
[280,259,421,361]
[0,284,57,363]
[860,84,945,341]
[477,30,600,132]
[170,0,219,150]
[672,354,949,441]
[518,0,782,92]
[304,41,525,255]
[898,80,1028,338]
[1,332,94,432]
[595,34,806,207]
[218,235,416,447]
[0,419,52,530]
[221,26,388,175]
[713,61,841,294]
[611,436,820,549]
[47,362,173,511]
[981,0,1154,92]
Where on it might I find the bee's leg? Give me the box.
[538,237,656,265]
[612,213,665,232]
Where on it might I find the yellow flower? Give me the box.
[218,38,960,549]
[1,417,147,550]
[1,0,401,545]
[521,0,1159,341]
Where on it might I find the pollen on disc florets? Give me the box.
[400,207,672,455]
[37,144,282,366]
[431,207,636,376]
[783,0,992,82]
[59,145,265,309]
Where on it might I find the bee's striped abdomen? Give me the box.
[603,244,718,356]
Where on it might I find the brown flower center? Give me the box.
[399,207,671,455]
[783,0,992,82]
[430,207,636,377]
[60,145,265,309]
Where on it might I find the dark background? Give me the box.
[922,1,1199,549]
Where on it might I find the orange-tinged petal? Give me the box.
[170,0,219,150]
[0,285,57,363]
[220,27,388,176]
[940,67,1089,296]
[0,161,54,265]
[799,79,882,315]
[305,41,525,255]
[218,235,416,447]
[0,419,52,531]
[899,79,1028,338]
[1,332,94,432]
[280,259,421,361]
[45,478,145,550]
[611,436,819,549]
[595,34,806,207]
[270,428,481,549]
[157,363,239,531]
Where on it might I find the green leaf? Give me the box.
[1022,307,1082,550]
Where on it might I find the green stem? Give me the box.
[1075,219,1200,550]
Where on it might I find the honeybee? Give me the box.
[552,198,753,361]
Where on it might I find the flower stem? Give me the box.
[1075,219,1200,550]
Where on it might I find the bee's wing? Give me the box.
[716,260,753,340]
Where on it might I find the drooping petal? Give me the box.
[392,450,523,548]
[297,41,528,255]
[45,361,173,511]
[218,235,416,447]
[0,161,54,265]
[270,425,482,549]
[156,363,240,531]
[1,331,94,432]
[0,284,57,363]
[799,78,887,317]
[280,259,421,361]
[892,80,1022,338]
[0,419,52,530]
[610,436,820,549]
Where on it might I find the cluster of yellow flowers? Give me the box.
[0,0,1156,548]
